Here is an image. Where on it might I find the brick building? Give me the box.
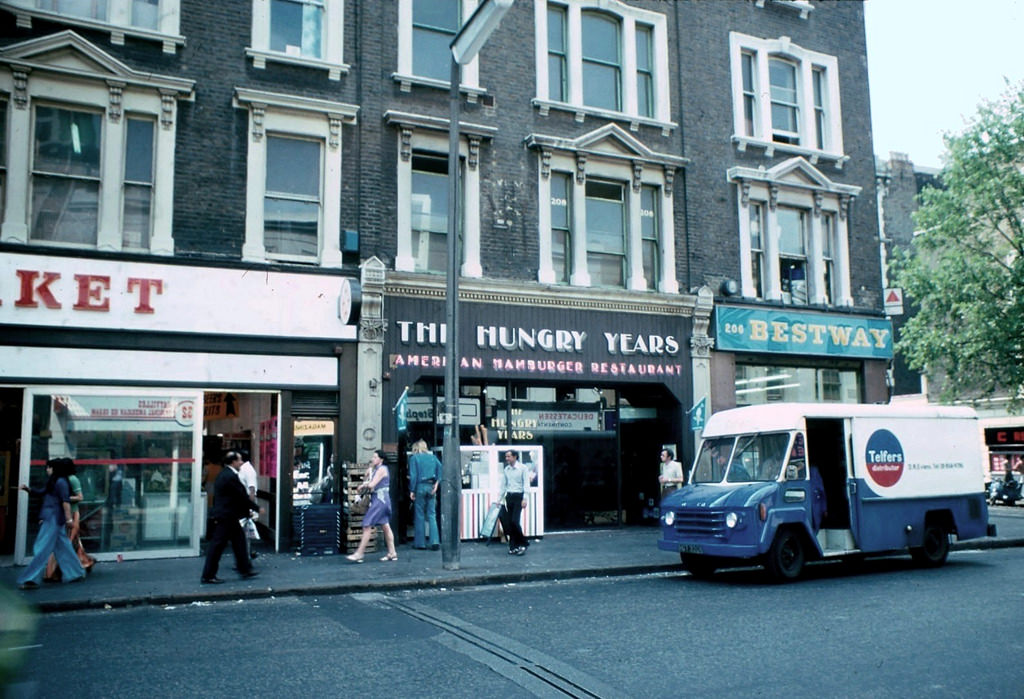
[0,0,888,559]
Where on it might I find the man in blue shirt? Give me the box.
[499,450,531,555]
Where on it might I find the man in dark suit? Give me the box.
[201,451,262,584]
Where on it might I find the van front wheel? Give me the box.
[765,529,805,581]
[910,523,949,567]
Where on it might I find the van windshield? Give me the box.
[692,433,792,484]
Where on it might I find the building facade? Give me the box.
[0,0,887,559]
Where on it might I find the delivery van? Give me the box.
[658,403,995,581]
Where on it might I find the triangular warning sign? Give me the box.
[886,290,900,303]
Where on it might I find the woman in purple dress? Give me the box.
[346,449,398,562]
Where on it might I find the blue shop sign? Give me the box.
[716,307,893,359]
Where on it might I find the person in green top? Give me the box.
[45,462,96,580]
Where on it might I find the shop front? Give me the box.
[984,424,1024,485]
[383,292,701,533]
[0,251,358,561]
[710,305,893,409]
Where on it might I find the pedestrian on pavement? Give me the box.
[17,458,86,590]
[346,449,398,563]
[237,449,260,560]
[44,459,96,581]
[408,439,441,550]
[499,450,530,555]
[201,451,262,584]
[658,448,685,498]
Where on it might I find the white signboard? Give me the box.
[884,287,904,316]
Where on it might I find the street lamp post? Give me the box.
[441,0,514,570]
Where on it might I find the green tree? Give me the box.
[891,81,1024,408]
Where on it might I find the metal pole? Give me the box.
[441,56,461,569]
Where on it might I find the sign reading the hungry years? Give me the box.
[386,302,690,383]
[715,306,893,359]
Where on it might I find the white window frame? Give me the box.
[234,88,358,268]
[533,0,674,134]
[0,31,193,254]
[247,0,350,80]
[394,0,486,100]
[729,32,846,167]
[385,110,494,277]
[729,157,860,307]
[7,0,184,54]
[527,123,684,293]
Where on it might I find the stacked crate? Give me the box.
[344,467,376,554]
[295,504,341,555]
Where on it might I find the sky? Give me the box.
[864,0,1024,169]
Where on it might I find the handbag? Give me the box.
[242,517,260,541]
[351,491,371,516]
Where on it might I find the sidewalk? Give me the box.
[4,512,1024,613]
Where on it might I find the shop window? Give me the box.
[20,389,201,563]
[11,0,184,53]
[736,364,860,406]
[247,0,349,79]
[235,87,357,267]
[729,32,844,162]
[535,0,672,128]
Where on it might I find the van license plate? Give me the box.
[679,544,703,554]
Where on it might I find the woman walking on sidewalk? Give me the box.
[17,458,86,590]
[347,450,398,563]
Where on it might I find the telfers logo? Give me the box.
[865,429,904,488]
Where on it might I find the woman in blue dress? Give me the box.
[346,449,398,562]
[17,458,86,589]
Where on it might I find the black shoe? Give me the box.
[430,544,440,551]
[250,551,259,560]
[19,581,39,590]
[508,548,517,555]
[240,570,259,580]
[514,546,527,556]
[201,577,225,584]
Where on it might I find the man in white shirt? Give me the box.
[499,450,531,556]
[659,448,685,498]
[237,450,259,560]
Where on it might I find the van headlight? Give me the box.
[664,511,675,526]
[725,511,739,528]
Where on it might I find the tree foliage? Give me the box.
[891,81,1024,409]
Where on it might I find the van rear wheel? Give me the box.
[765,529,805,581]
[910,523,949,567]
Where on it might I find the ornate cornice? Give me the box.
[385,273,698,317]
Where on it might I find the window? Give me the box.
[122,117,154,250]
[547,4,568,102]
[527,123,684,291]
[729,32,844,160]
[822,211,836,305]
[264,136,322,259]
[640,184,658,290]
[247,0,348,79]
[749,202,765,298]
[550,172,572,283]
[386,111,490,277]
[0,100,6,223]
[534,0,672,128]
[411,152,450,273]
[31,105,102,246]
[586,179,625,287]
[729,158,860,307]
[581,12,621,112]
[395,0,487,95]
[0,32,193,253]
[735,363,861,406]
[11,0,184,53]
[235,88,358,267]
[412,0,459,82]
[635,24,654,119]
[777,207,807,305]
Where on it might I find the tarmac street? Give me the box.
[2,509,1023,613]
